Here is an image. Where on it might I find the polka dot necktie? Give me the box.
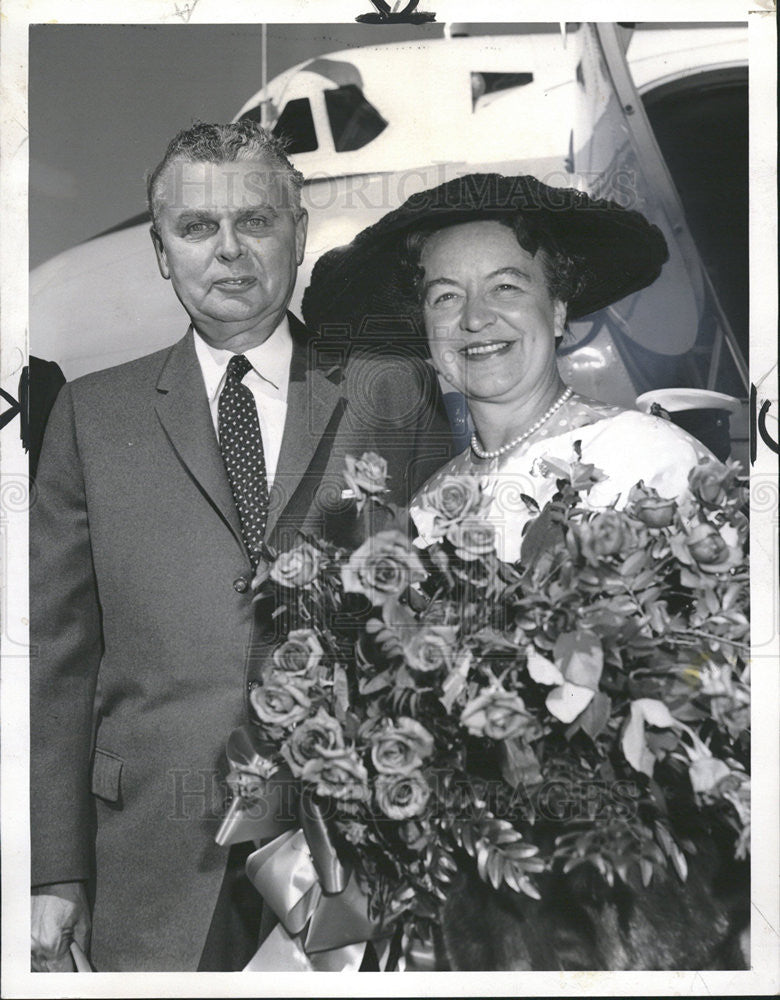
[218,354,269,568]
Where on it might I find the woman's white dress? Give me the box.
[411,408,713,563]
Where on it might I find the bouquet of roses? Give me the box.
[221,447,750,963]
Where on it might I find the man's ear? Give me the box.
[294,209,308,266]
[150,227,170,280]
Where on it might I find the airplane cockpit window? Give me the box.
[268,97,319,154]
[470,71,534,108]
[323,84,387,153]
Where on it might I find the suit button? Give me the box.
[233,576,249,593]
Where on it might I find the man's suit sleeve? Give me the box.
[30,383,103,886]
[347,349,455,506]
[402,358,455,499]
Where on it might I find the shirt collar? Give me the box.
[193,315,293,403]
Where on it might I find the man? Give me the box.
[30,122,452,971]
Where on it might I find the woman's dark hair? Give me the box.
[398,212,589,323]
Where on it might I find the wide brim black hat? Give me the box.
[302,173,669,335]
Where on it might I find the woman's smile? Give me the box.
[460,339,512,359]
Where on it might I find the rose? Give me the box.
[270,542,322,588]
[688,524,729,564]
[344,451,389,497]
[340,820,368,845]
[461,688,534,740]
[679,522,743,574]
[301,746,369,802]
[627,482,677,528]
[403,626,457,675]
[282,707,345,777]
[428,476,486,521]
[272,629,324,677]
[688,458,735,506]
[574,510,637,565]
[418,475,490,532]
[250,673,313,732]
[374,770,430,820]
[445,518,496,561]
[370,717,434,774]
[341,530,426,607]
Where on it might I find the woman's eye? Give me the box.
[431,291,458,306]
[494,283,519,293]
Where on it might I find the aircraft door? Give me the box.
[560,23,748,460]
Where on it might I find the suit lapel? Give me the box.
[154,330,245,554]
[265,315,343,540]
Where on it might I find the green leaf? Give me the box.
[579,691,612,741]
[504,868,522,893]
[526,647,563,686]
[332,664,350,719]
[554,630,603,688]
[519,878,542,900]
[358,670,393,695]
[505,842,541,860]
[621,706,654,776]
[639,857,654,887]
[668,841,688,881]
[620,549,649,577]
[487,850,503,890]
[546,682,595,724]
[645,729,679,756]
[501,738,542,789]
[476,843,490,882]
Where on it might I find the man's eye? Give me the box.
[244,217,269,230]
[185,222,212,235]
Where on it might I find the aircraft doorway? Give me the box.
[642,67,749,396]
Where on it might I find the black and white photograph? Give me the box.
[0,1,777,995]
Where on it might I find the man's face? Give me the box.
[151,157,308,349]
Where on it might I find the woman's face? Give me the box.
[420,221,566,403]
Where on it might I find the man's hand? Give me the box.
[31,882,91,972]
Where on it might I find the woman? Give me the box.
[302,174,748,969]
[303,173,712,564]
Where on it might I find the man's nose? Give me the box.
[215,222,245,261]
[461,294,495,332]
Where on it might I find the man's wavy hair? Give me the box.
[146,121,305,228]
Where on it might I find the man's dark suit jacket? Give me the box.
[30,314,452,970]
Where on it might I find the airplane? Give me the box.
[29,22,749,462]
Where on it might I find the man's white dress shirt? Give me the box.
[193,318,292,487]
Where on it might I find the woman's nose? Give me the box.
[215,223,245,261]
[461,294,495,332]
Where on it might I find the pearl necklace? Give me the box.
[471,386,574,460]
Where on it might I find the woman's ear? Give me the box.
[553,300,567,340]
